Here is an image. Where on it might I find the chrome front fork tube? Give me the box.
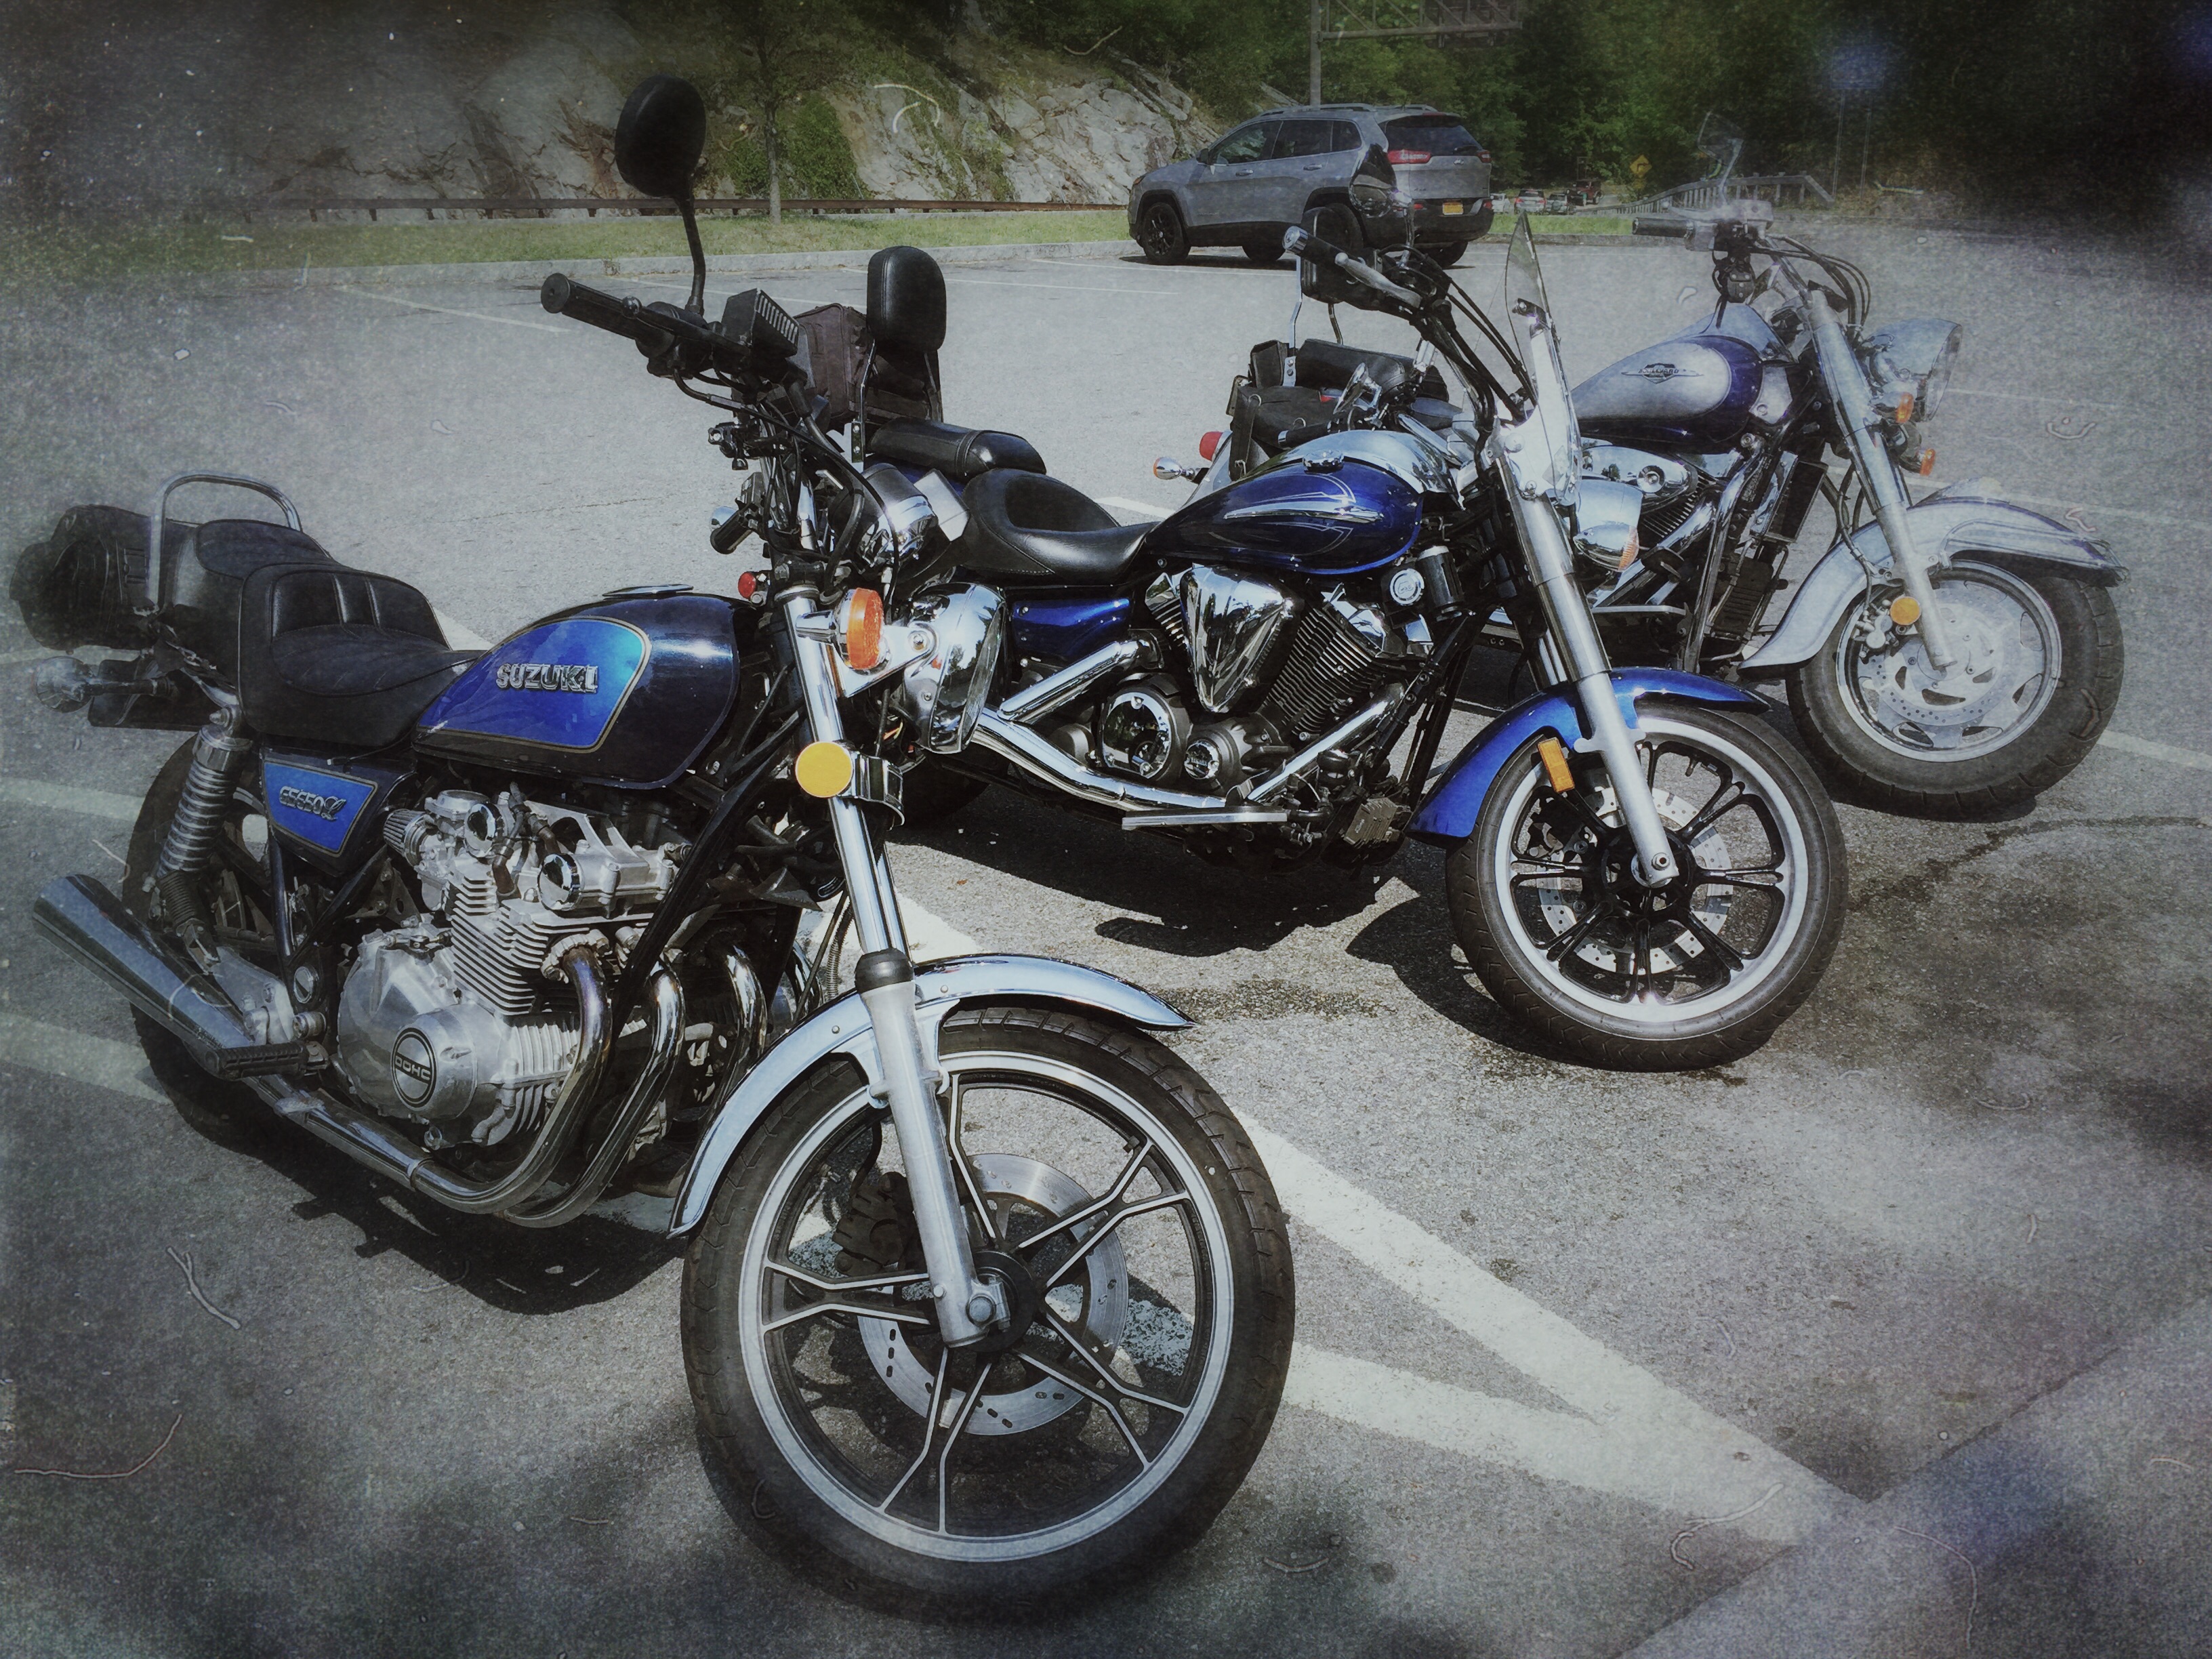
[1507,487,1679,887]
[1802,288,1957,670]
[780,592,994,1347]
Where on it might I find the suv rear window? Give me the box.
[1381,115,1484,156]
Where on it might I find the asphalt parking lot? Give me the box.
[1,224,2209,1657]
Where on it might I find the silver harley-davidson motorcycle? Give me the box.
[12,76,1292,1611]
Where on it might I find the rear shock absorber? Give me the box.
[154,708,253,941]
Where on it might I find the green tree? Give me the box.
[726,0,851,223]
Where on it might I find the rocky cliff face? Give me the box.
[0,1,1214,218]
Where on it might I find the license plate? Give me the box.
[1441,201,1465,216]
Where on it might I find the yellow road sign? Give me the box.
[1630,155,1650,179]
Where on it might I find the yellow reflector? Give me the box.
[794,741,855,798]
[1537,736,1575,792]
[1889,594,1922,627]
[839,588,884,672]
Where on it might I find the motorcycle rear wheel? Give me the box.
[1786,559,2123,817]
[1445,703,1845,1069]
[680,1005,1293,1613]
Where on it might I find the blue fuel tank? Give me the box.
[1142,455,1423,578]
[413,590,741,790]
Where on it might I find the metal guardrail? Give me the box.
[1637,172,1834,213]
[249,196,1120,224]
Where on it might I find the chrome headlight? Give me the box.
[899,583,1005,754]
[1862,319,1962,422]
[861,462,937,560]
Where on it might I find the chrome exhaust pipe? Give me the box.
[34,874,256,1056]
[972,709,1223,814]
[999,638,1148,725]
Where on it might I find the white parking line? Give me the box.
[2100,729,2212,773]
[1094,496,1170,523]
[340,286,567,334]
[0,1014,160,1102]
[1921,478,2198,532]
[1946,386,2126,411]
[943,276,1172,297]
[433,609,493,651]
[0,777,139,822]
[1245,1121,1852,1541]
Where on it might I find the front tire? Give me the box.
[1136,201,1190,265]
[1786,559,2123,817]
[1446,703,1845,1069]
[1240,237,1286,266]
[681,1006,1293,1613]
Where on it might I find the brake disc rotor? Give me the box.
[1526,785,1734,975]
[859,1152,1128,1436]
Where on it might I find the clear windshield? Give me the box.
[1496,215,1579,501]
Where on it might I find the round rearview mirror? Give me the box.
[615,75,707,201]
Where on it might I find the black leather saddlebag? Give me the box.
[11,505,334,671]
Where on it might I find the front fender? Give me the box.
[1406,668,1766,846]
[666,954,1187,1237]
[1739,488,2125,676]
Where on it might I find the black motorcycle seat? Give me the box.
[869,418,1046,483]
[236,563,476,750]
[1292,337,1451,402]
[953,469,1149,584]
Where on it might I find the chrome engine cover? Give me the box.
[1147,566,1296,714]
[1097,676,1191,781]
[332,788,682,1148]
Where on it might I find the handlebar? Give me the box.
[541,272,672,347]
[1281,226,1421,306]
[1632,218,1692,239]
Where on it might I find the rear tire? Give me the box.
[682,1006,1294,1614]
[1445,703,1845,1069]
[1786,560,2123,817]
[124,737,272,1142]
[1137,201,1189,265]
[1431,240,1470,266]
[1240,237,1286,266]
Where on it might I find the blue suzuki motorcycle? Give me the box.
[872,216,1845,1069]
[12,76,1292,1611]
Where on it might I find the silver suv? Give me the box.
[1128,105,1495,268]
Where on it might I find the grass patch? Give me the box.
[1,210,1133,285]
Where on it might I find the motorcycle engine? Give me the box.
[333,789,683,1148]
[1104,565,1430,788]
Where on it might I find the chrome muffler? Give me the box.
[33,874,264,1061]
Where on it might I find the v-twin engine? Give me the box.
[333,789,682,1148]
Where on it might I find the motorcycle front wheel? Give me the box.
[680,1005,1294,1613]
[1786,558,2123,817]
[1445,703,1846,1070]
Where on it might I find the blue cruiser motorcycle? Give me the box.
[871,216,1845,1069]
[12,77,1292,1612]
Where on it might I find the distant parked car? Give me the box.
[1128,104,1494,268]
[1545,192,1571,213]
[1511,191,1547,213]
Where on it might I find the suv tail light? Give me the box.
[1477,149,1492,163]
[1385,148,1431,165]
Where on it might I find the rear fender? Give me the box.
[1739,489,2125,676]
[666,954,1187,1237]
[1406,669,1766,846]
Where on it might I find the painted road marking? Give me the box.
[0,778,140,822]
[1245,1122,1853,1542]
[1921,478,2199,533]
[900,901,977,963]
[943,275,1173,297]
[433,609,493,651]
[340,286,566,334]
[2100,729,2212,773]
[0,1015,161,1102]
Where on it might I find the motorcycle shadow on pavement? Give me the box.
[186,1109,679,1315]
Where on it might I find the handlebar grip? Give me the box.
[1632,218,1692,239]
[540,273,668,346]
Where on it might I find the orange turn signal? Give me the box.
[1894,390,1915,423]
[838,588,884,672]
[1916,448,1938,476]
[1618,527,1642,570]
